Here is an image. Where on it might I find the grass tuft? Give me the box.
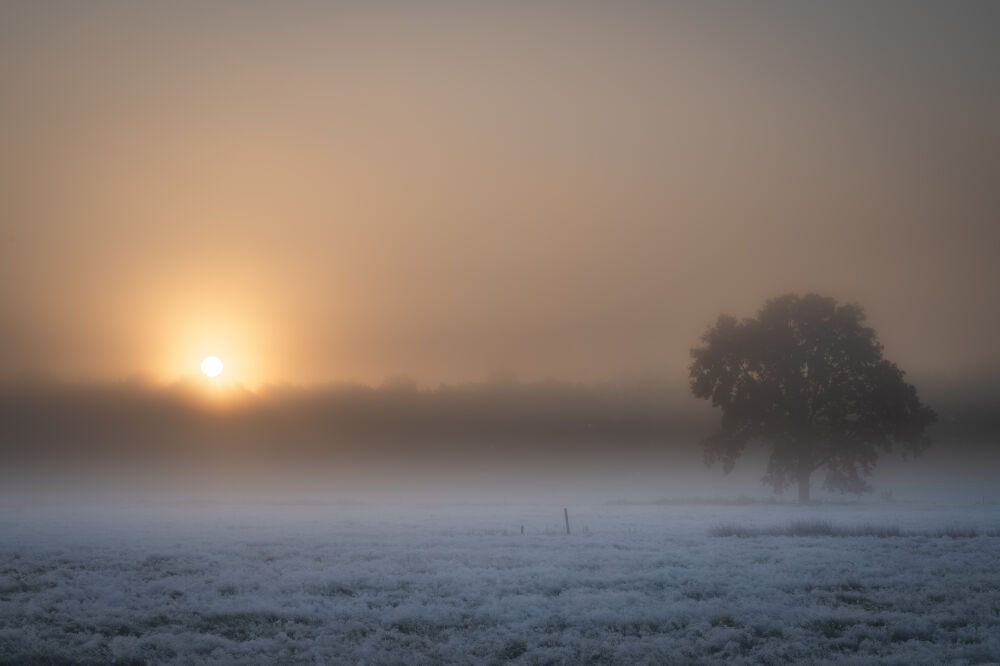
[709,522,992,538]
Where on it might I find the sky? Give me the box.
[1,1,998,388]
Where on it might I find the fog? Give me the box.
[1,369,996,504]
[2,1,999,387]
[2,4,999,660]
[0,0,995,521]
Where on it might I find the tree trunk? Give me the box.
[797,472,811,505]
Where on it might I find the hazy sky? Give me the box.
[2,1,998,387]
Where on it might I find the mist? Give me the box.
[2,1,999,387]
[1,369,996,504]
[2,1,1000,663]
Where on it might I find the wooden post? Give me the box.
[564,508,570,535]
[520,524,524,535]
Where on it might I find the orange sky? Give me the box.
[1,2,998,387]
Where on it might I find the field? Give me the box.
[1,499,999,664]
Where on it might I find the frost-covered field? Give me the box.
[1,499,999,664]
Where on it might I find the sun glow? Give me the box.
[152,294,268,386]
[201,356,224,378]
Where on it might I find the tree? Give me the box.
[689,293,935,503]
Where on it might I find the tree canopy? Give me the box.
[689,293,936,502]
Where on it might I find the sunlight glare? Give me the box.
[201,356,224,378]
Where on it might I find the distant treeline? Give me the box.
[0,374,995,462]
[0,378,711,461]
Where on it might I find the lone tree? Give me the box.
[689,293,935,503]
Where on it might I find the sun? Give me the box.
[201,356,224,378]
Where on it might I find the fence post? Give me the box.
[564,507,570,535]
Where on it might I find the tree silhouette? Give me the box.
[689,294,935,503]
